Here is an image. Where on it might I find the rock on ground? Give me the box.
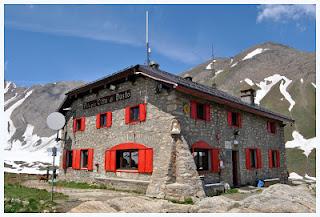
[69,201,117,213]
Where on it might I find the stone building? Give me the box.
[58,64,293,201]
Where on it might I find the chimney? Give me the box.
[184,76,193,82]
[240,88,256,105]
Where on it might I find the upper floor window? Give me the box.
[227,112,242,127]
[267,121,277,134]
[73,117,85,133]
[96,112,112,129]
[125,104,146,124]
[190,101,211,121]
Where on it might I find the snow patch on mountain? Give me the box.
[311,82,316,88]
[305,174,316,181]
[255,74,295,111]
[231,62,238,68]
[289,172,303,180]
[242,48,270,61]
[4,90,34,149]
[244,78,254,86]
[285,131,316,157]
[4,81,12,94]
[206,60,217,70]
[300,78,304,83]
[4,93,18,107]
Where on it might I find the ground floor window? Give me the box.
[193,149,209,171]
[116,150,138,170]
[81,149,89,169]
[67,150,73,168]
[269,149,280,168]
[245,148,262,170]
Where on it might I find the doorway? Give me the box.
[232,150,239,187]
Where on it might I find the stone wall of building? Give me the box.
[173,91,288,186]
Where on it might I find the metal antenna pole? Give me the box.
[146,11,150,66]
[211,44,216,88]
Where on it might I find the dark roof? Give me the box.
[59,64,294,123]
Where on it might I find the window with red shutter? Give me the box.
[190,101,197,119]
[96,114,101,129]
[106,112,112,127]
[73,117,85,133]
[87,149,94,171]
[228,112,242,127]
[72,149,81,170]
[246,148,262,169]
[211,149,220,173]
[269,149,280,168]
[256,149,262,169]
[125,104,147,124]
[80,117,85,131]
[190,101,211,121]
[267,121,276,134]
[105,143,152,174]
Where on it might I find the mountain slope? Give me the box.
[4,81,83,174]
[182,42,316,177]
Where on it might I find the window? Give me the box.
[245,148,262,170]
[190,101,211,121]
[130,106,140,122]
[100,113,107,127]
[73,117,85,133]
[267,121,277,134]
[125,104,147,124]
[80,149,89,169]
[105,143,153,173]
[250,149,257,168]
[116,150,138,170]
[269,149,280,168]
[67,150,73,168]
[193,149,209,171]
[228,112,241,127]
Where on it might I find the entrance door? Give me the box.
[232,150,239,187]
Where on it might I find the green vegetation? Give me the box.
[55,180,144,194]
[223,188,239,194]
[4,183,67,213]
[169,197,194,205]
[286,148,316,177]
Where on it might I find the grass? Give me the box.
[4,183,67,213]
[55,180,144,194]
[169,197,194,205]
[223,188,239,194]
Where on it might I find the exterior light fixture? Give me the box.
[109,84,116,91]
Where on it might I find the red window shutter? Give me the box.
[211,149,220,173]
[80,117,86,131]
[145,148,153,173]
[62,150,67,169]
[205,104,211,121]
[105,150,116,172]
[139,104,147,122]
[106,112,112,127]
[268,149,273,168]
[256,149,262,169]
[237,113,242,127]
[87,148,94,171]
[125,107,130,124]
[72,149,81,170]
[190,101,197,119]
[276,150,280,167]
[138,149,146,173]
[73,119,77,133]
[245,148,251,169]
[227,112,232,126]
[96,114,101,129]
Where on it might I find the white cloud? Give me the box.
[257,4,315,23]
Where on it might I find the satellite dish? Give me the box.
[47,112,66,130]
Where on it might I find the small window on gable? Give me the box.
[130,106,140,122]
[76,119,82,131]
[267,121,277,134]
[81,149,89,169]
[196,103,205,120]
[100,113,107,127]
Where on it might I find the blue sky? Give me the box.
[5,4,316,86]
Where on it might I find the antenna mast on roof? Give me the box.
[211,44,216,88]
[146,11,151,66]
